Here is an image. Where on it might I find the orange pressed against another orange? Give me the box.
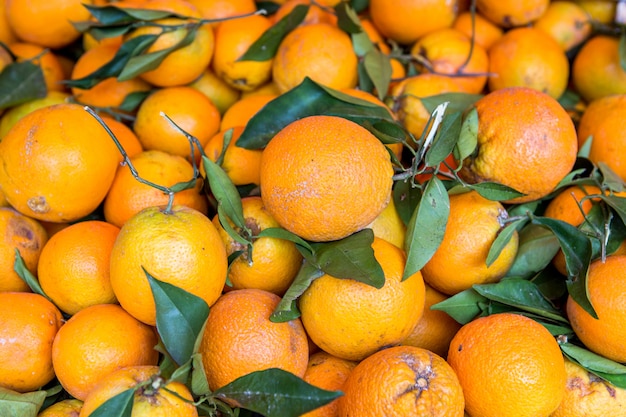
[533,1,592,51]
[452,10,504,50]
[475,0,549,28]
[203,126,263,186]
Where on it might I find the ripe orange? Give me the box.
[421,191,519,295]
[8,42,66,93]
[187,0,256,24]
[203,127,263,186]
[365,196,406,249]
[359,18,391,54]
[109,205,228,326]
[447,312,566,417]
[476,0,549,28]
[212,196,303,295]
[301,352,357,417]
[0,43,13,74]
[240,81,281,99]
[38,220,120,315]
[70,43,152,108]
[0,91,70,139]
[487,27,569,99]
[99,115,144,163]
[452,10,504,50]
[0,292,63,393]
[572,35,626,103]
[189,68,242,115]
[566,255,626,363]
[133,86,221,160]
[272,23,358,94]
[410,27,489,95]
[0,207,48,292]
[458,87,578,203]
[402,284,463,358]
[0,103,120,223]
[212,14,274,91]
[103,150,208,228]
[219,93,277,131]
[5,0,93,48]
[79,365,197,417]
[551,357,626,417]
[337,345,465,416]
[198,288,310,391]
[260,115,394,242]
[52,304,159,401]
[123,0,214,87]
[299,238,425,361]
[0,0,17,44]
[533,1,592,51]
[368,0,457,45]
[37,399,83,417]
[272,0,337,26]
[544,184,602,227]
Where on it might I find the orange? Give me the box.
[0,103,120,222]
[272,23,358,94]
[37,399,83,417]
[133,86,221,160]
[259,115,394,242]
[79,365,197,417]
[447,312,566,417]
[458,86,578,203]
[533,1,592,51]
[51,303,159,401]
[272,0,337,26]
[187,0,255,25]
[240,81,281,98]
[360,17,391,54]
[410,27,489,95]
[299,237,426,361]
[0,207,48,292]
[476,0,549,28]
[0,44,12,74]
[550,357,626,417]
[188,68,242,115]
[421,190,519,295]
[99,115,144,163]
[103,150,208,228]
[0,0,18,44]
[212,14,274,91]
[5,0,93,48]
[566,255,626,363]
[220,93,277,131]
[487,27,569,99]
[9,42,66,92]
[368,0,457,45]
[301,352,357,417]
[212,196,303,295]
[365,196,406,249]
[70,43,152,108]
[452,10,504,50]
[575,0,615,24]
[0,91,70,139]
[198,288,309,391]
[109,205,228,326]
[0,292,63,393]
[544,184,602,227]
[123,0,214,87]
[577,95,626,181]
[337,345,465,416]
[402,284,463,358]
[204,127,263,186]
[37,220,120,315]
[572,35,626,103]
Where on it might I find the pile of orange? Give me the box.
[2,0,626,416]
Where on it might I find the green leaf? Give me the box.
[602,193,626,227]
[191,353,211,396]
[334,1,362,34]
[362,48,392,100]
[118,90,151,112]
[403,177,450,279]
[468,182,526,201]
[213,368,342,417]
[238,4,308,61]
[257,227,314,256]
[424,111,462,168]
[0,61,47,110]
[14,249,48,299]
[89,388,135,417]
[620,30,626,73]
[421,92,482,115]
[146,270,210,366]
[237,77,395,149]
[83,3,180,25]
[506,223,560,279]
[349,0,369,13]
[455,106,479,164]
[486,219,523,267]
[430,288,486,324]
[202,156,246,230]
[598,162,625,193]
[0,387,46,417]
[561,342,626,389]
[393,180,423,225]
[270,260,324,323]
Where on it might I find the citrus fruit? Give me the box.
[365,196,406,249]
[259,115,394,242]
[476,0,549,28]
[219,93,276,131]
[533,1,592,51]
[452,10,504,50]
[187,0,256,24]
[37,399,83,417]
[203,126,263,186]
[189,68,242,115]
[99,116,144,163]
[8,42,66,92]
[0,91,70,139]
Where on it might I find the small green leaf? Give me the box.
[506,223,560,279]
[191,353,211,396]
[14,249,49,299]
[468,182,526,201]
[486,219,524,267]
[270,260,324,323]
[421,92,482,115]
[393,180,423,225]
[334,1,362,34]
[403,177,450,279]
[202,156,246,229]
[362,48,392,100]
[0,61,47,109]
[424,111,462,168]
[213,368,342,417]
[561,342,626,389]
[598,162,626,194]
[365,120,409,146]
[257,227,314,255]
[601,193,626,226]
[83,3,179,25]
[0,387,46,417]
[430,288,486,324]
[88,388,135,417]
[238,4,308,61]
[455,106,478,164]
[118,90,151,112]
[146,270,210,366]
[620,30,626,72]
[349,0,369,13]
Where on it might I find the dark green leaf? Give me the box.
[349,0,369,13]
[257,227,314,255]
[430,288,485,324]
[506,223,560,279]
[238,4,308,61]
[146,270,210,365]
[455,106,478,164]
[598,162,625,193]
[89,388,134,417]
[561,342,626,389]
[0,387,46,417]
[601,193,626,227]
[237,77,394,149]
[421,92,482,115]
[620,30,626,72]
[83,3,180,25]
[0,61,47,109]
[213,368,342,417]
[118,90,151,112]
[334,1,362,34]
[486,219,523,267]
[366,120,409,146]
[424,111,462,168]
[362,48,392,101]
[270,260,324,323]
[83,25,135,41]
[403,177,449,279]
[393,180,423,225]
[467,181,526,201]
[13,249,48,299]
[202,156,246,229]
